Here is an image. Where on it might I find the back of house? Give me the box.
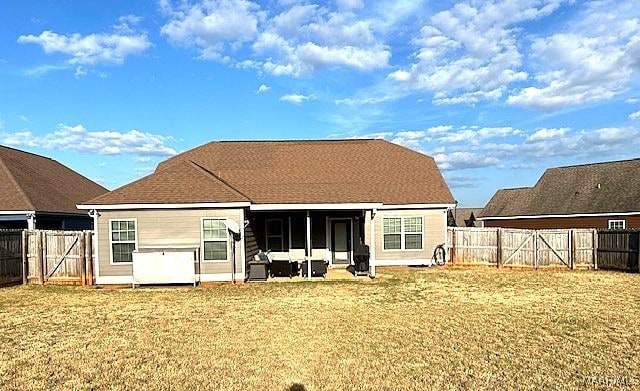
[79,139,455,284]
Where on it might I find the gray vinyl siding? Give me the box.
[366,208,448,262]
[96,208,244,278]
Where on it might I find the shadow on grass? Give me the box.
[288,383,306,391]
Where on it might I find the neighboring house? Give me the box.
[479,158,640,229]
[448,208,484,227]
[0,145,108,230]
[78,139,455,284]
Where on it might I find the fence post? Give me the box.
[79,232,86,286]
[593,230,598,270]
[450,228,456,265]
[496,228,502,268]
[534,231,539,269]
[570,229,576,270]
[86,231,93,285]
[35,231,44,284]
[21,230,28,284]
[636,232,640,274]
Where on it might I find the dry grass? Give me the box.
[1,267,640,390]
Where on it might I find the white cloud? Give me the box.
[629,110,640,120]
[160,0,262,59]
[427,125,453,134]
[387,0,564,104]
[21,64,69,77]
[18,115,29,122]
[0,124,176,157]
[334,95,391,106]
[18,29,151,65]
[160,0,390,76]
[436,126,521,144]
[391,130,427,148]
[257,84,271,93]
[434,151,501,171]
[74,66,87,78]
[527,127,568,142]
[279,93,314,104]
[113,15,142,34]
[507,0,640,110]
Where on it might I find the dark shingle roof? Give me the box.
[86,139,455,206]
[480,158,640,218]
[0,145,108,214]
[452,208,484,227]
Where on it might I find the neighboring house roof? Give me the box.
[85,139,455,206]
[480,158,640,218]
[0,145,108,214]
[451,208,484,227]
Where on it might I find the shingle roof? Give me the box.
[87,139,454,206]
[479,158,640,218]
[0,145,108,214]
[86,160,250,205]
[453,208,484,227]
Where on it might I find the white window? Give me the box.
[608,219,626,229]
[202,218,228,261]
[383,217,423,250]
[265,219,284,251]
[110,220,137,263]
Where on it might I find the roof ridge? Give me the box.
[548,157,640,170]
[0,144,55,161]
[187,160,253,202]
[0,153,35,210]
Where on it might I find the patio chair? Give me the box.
[270,258,297,278]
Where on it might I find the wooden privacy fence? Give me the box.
[447,227,597,269]
[26,230,94,285]
[0,230,23,286]
[597,230,639,273]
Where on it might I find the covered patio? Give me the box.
[244,204,380,280]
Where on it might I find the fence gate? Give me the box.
[500,229,536,267]
[536,230,571,268]
[27,230,93,285]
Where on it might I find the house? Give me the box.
[78,139,455,284]
[479,158,640,229]
[448,208,484,227]
[0,145,108,230]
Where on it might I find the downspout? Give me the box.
[27,212,35,230]
[88,209,99,283]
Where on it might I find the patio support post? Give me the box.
[370,209,376,278]
[306,210,312,281]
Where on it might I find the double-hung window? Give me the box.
[382,217,423,250]
[608,219,626,229]
[265,219,284,251]
[202,218,228,261]
[110,220,137,263]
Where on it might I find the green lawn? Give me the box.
[1,268,639,390]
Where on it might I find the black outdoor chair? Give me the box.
[270,258,298,278]
[301,259,328,278]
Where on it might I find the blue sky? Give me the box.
[1,0,639,207]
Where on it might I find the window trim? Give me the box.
[381,216,424,251]
[200,217,229,263]
[109,218,138,265]
[265,218,284,252]
[608,219,626,229]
